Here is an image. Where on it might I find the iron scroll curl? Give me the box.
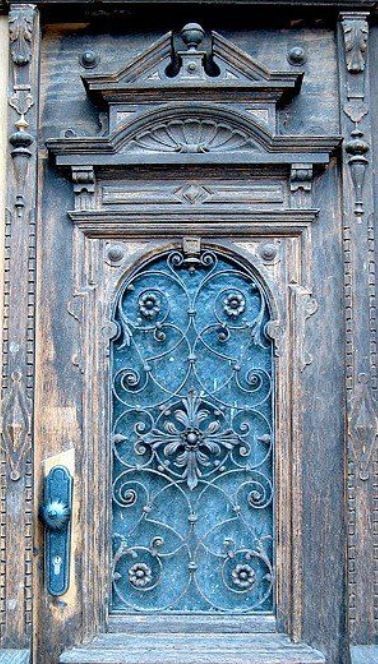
[111,245,274,614]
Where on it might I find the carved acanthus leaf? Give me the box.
[9,5,35,66]
[342,16,369,74]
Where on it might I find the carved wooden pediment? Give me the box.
[46,23,340,190]
[82,25,302,103]
[48,102,340,167]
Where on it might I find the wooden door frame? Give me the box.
[0,3,376,663]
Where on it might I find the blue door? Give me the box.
[111,246,274,614]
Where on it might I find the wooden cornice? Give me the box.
[1,1,377,13]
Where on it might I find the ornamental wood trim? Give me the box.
[338,10,377,645]
[0,3,39,649]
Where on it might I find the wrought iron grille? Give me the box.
[111,247,274,613]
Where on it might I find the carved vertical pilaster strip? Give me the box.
[339,11,377,644]
[0,4,39,647]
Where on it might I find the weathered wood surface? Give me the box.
[338,11,377,646]
[0,2,39,654]
[59,634,326,664]
[37,14,344,664]
[0,0,377,9]
[0,4,375,664]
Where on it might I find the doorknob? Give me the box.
[40,499,71,531]
[40,465,73,596]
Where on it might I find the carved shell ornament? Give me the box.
[46,22,340,178]
[130,118,256,154]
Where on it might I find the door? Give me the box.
[1,4,376,664]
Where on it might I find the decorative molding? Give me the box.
[67,295,86,374]
[348,373,377,481]
[46,23,339,178]
[0,3,39,649]
[82,24,302,103]
[67,208,319,238]
[1,372,31,482]
[101,181,285,208]
[344,130,369,217]
[47,103,340,168]
[290,285,318,372]
[339,10,377,644]
[1,0,376,5]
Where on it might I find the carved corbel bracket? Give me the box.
[290,163,313,208]
[72,166,96,211]
[9,4,35,66]
[341,12,369,89]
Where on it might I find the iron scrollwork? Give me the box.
[111,247,274,613]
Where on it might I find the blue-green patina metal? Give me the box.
[40,466,73,597]
[111,247,274,613]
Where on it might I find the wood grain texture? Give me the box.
[0,6,371,663]
[0,3,39,653]
[59,633,326,664]
[338,10,377,646]
[0,0,376,9]
[36,16,342,664]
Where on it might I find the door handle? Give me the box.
[40,465,73,596]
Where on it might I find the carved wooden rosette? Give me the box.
[0,3,39,648]
[338,11,377,645]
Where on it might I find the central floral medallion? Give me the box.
[135,390,244,490]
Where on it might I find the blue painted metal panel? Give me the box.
[111,248,273,613]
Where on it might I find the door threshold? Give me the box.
[59,632,326,664]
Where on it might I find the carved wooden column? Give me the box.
[0,3,39,652]
[338,10,377,651]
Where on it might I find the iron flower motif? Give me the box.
[223,292,246,318]
[128,562,152,588]
[231,563,256,589]
[138,292,161,319]
[137,391,241,490]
